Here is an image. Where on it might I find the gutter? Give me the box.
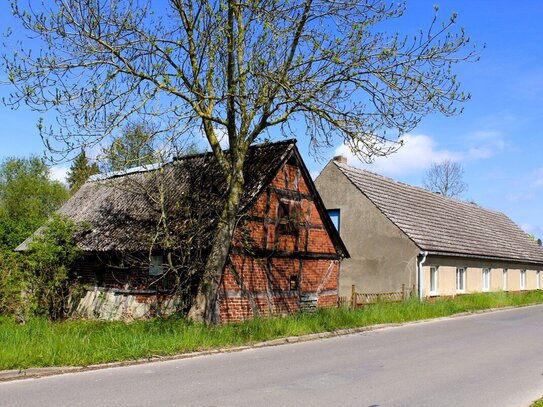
[418,251,428,301]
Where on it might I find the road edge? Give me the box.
[1,303,540,383]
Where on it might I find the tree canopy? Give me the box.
[3,0,477,323]
[4,1,476,162]
[100,121,157,172]
[0,157,69,250]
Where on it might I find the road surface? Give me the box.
[2,305,543,407]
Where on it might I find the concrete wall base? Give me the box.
[70,288,182,321]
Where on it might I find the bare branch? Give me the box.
[423,159,468,198]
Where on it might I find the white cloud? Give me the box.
[197,126,229,149]
[334,134,458,176]
[465,130,507,160]
[49,166,69,184]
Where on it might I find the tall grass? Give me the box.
[2,291,543,370]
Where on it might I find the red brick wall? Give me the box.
[221,158,341,322]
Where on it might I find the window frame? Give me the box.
[538,271,541,290]
[277,198,302,235]
[429,266,438,296]
[289,275,299,291]
[520,269,527,290]
[502,269,508,291]
[327,209,340,233]
[456,267,466,293]
[482,268,490,292]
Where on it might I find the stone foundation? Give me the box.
[70,288,182,321]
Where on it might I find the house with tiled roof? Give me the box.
[315,156,543,299]
[20,140,348,322]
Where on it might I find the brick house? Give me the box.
[315,157,543,299]
[20,140,347,322]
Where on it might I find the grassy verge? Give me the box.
[532,399,543,407]
[2,291,543,370]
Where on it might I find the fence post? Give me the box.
[402,284,406,301]
[351,284,356,310]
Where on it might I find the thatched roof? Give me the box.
[18,140,347,258]
[334,161,543,265]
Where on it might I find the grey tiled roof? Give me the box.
[18,140,298,252]
[335,162,543,265]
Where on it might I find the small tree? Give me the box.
[101,121,157,172]
[423,159,468,198]
[66,149,100,193]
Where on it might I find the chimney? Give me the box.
[333,155,347,164]
[538,239,542,247]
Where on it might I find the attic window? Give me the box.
[277,199,301,234]
[149,255,164,276]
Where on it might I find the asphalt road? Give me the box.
[2,305,543,407]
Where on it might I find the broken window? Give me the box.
[149,255,164,276]
[277,199,301,234]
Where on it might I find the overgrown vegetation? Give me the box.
[0,215,84,321]
[0,156,79,320]
[1,291,543,370]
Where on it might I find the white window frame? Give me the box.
[456,267,466,293]
[538,271,541,290]
[482,268,490,292]
[429,266,438,296]
[502,269,508,291]
[520,270,526,290]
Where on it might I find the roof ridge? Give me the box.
[89,139,298,182]
[173,138,298,162]
[334,161,505,216]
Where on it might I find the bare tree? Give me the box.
[2,1,477,323]
[423,159,468,198]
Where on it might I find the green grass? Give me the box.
[2,291,543,370]
[532,400,543,407]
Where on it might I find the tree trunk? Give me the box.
[187,157,245,324]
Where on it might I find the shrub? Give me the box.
[20,214,85,320]
[0,250,26,317]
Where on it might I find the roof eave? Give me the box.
[425,250,543,267]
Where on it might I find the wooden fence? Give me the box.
[338,284,415,309]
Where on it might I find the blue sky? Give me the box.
[0,1,542,238]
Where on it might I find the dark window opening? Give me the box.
[278,199,301,234]
[289,275,299,291]
[95,269,104,287]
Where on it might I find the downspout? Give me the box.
[418,251,428,301]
